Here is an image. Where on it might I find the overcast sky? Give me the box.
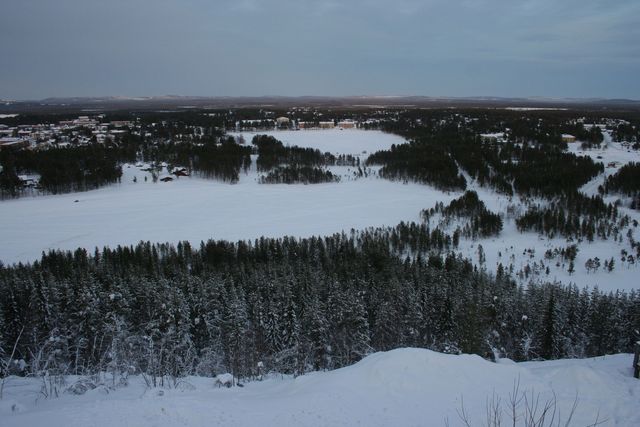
[1,0,638,100]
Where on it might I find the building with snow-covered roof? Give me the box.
[338,120,356,129]
[319,121,335,129]
[480,133,506,143]
[110,121,133,128]
[72,116,98,127]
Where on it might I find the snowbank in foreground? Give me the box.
[1,348,637,427]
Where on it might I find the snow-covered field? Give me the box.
[0,170,455,263]
[1,348,637,427]
[1,128,639,291]
[0,130,456,263]
[229,128,402,157]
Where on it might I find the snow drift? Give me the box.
[1,348,637,427]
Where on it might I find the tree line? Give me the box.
[251,134,344,184]
[374,115,603,198]
[0,144,128,197]
[1,225,639,384]
[602,162,640,210]
[142,136,252,183]
[259,165,339,184]
[422,191,503,239]
[252,134,338,171]
[515,192,626,241]
[366,141,467,191]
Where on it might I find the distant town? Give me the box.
[0,113,381,154]
[2,109,635,154]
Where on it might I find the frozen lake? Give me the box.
[229,128,405,157]
[0,130,457,264]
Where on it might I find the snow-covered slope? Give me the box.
[1,348,637,427]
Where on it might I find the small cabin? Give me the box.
[172,168,190,177]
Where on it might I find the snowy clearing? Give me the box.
[0,169,456,264]
[0,130,458,264]
[1,348,637,427]
[229,128,405,158]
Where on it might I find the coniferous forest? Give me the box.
[259,165,338,184]
[603,162,640,210]
[1,228,639,383]
[371,118,604,198]
[366,141,467,191]
[0,144,127,196]
[422,191,503,238]
[252,134,341,184]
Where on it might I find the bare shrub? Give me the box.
[447,378,606,427]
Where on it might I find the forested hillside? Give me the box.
[1,226,638,384]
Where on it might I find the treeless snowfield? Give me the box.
[0,130,457,264]
[1,348,637,427]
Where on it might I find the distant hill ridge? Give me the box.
[2,95,640,113]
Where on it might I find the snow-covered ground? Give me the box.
[443,177,640,292]
[426,130,640,291]
[0,168,456,263]
[1,129,639,291]
[568,134,638,194]
[1,348,637,427]
[429,129,640,291]
[229,128,403,157]
[0,130,457,264]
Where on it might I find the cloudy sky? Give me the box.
[1,0,638,100]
